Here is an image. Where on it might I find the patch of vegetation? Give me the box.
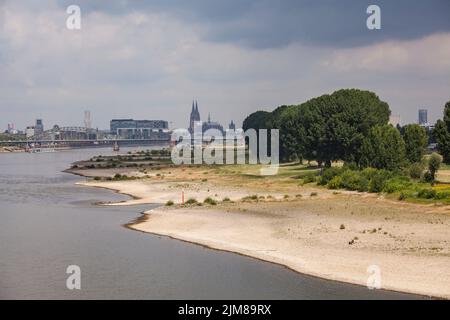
[242,195,259,201]
[185,198,198,205]
[203,197,217,205]
[165,200,174,206]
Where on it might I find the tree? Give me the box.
[427,152,443,183]
[402,124,427,163]
[434,100,450,163]
[244,89,391,166]
[360,125,406,170]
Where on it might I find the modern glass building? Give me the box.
[418,109,428,125]
[110,119,169,139]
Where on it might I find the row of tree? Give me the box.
[243,89,442,169]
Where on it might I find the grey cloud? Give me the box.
[55,0,450,48]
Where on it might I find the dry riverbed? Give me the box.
[71,164,450,299]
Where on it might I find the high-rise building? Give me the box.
[35,119,44,136]
[418,109,428,125]
[84,110,92,129]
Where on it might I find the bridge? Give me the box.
[0,138,170,148]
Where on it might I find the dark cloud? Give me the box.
[57,0,450,48]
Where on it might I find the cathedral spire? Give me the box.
[192,100,195,112]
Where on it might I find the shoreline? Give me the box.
[73,171,450,299]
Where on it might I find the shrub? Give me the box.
[368,170,392,193]
[409,163,423,179]
[428,153,443,182]
[222,197,231,202]
[165,200,174,206]
[185,198,198,205]
[204,197,217,205]
[310,192,318,197]
[318,167,342,186]
[418,188,436,199]
[340,170,369,192]
[242,195,258,201]
[327,176,342,190]
[382,177,413,194]
[93,176,101,181]
[361,168,378,180]
[302,174,317,184]
[343,162,359,171]
[434,191,450,200]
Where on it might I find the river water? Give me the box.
[0,148,422,299]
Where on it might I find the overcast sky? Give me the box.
[1,0,450,130]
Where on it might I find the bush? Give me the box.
[318,167,342,186]
[382,177,413,194]
[302,174,318,184]
[339,170,369,192]
[409,163,423,179]
[418,188,436,199]
[368,170,392,193]
[204,197,217,205]
[361,167,378,180]
[428,153,443,182]
[242,195,258,201]
[327,176,342,189]
[222,197,231,202]
[165,200,174,206]
[343,162,359,171]
[185,198,198,205]
[434,191,450,200]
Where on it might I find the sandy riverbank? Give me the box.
[73,165,450,299]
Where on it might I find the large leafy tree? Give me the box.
[360,125,406,170]
[244,89,391,167]
[402,124,428,163]
[433,101,450,163]
[278,89,390,166]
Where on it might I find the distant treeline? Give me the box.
[243,89,450,169]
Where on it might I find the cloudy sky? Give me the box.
[1,0,449,130]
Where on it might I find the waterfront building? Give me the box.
[26,126,35,138]
[110,119,169,139]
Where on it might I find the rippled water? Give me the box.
[0,148,422,299]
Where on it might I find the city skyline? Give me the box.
[1,1,450,129]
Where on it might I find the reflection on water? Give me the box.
[0,148,422,299]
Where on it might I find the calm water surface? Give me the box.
[0,148,423,299]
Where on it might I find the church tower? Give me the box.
[189,100,201,133]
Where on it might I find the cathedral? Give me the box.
[188,100,224,134]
